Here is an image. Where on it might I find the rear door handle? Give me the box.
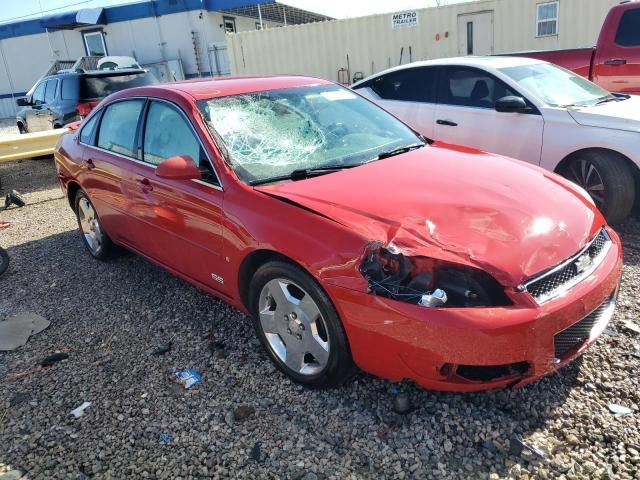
[85,159,95,170]
[437,119,458,127]
[139,178,154,193]
[604,59,627,65]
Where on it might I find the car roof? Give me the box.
[352,56,547,86]
[136,75,333,101]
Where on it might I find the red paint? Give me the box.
[518,1,640,94]
[54,77,623,391]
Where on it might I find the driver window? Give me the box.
[143,101,219,185]
[31,82,46,105]
[440,67,518,109]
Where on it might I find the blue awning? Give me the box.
[40,7,105,30]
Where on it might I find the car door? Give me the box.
[592,7,640,94]
[433,66,544,165]
[40,78,59,130]
[125,98,226,290]
[84,99,147,245]
[24,81,46,132]
[355,66,439,138]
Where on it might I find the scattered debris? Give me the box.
[208,340,228,358]
[632,345,640,359]
[0,312,50,351]
[5,366,50,381]
[159,432,174,444]
[3,190,26,210]
[249,442,261,462]
[622,321,640,335]
[608,403,635,417]
[509,433,546,459]
[392,393,413,414]
[70,402,92,418]
[224,410,235,427]
[482,440,499,453]
[233,405,255,421]
[0,220,10,229]
[175,369,202,389]
[152,343,172,356]
[39,352,69,367]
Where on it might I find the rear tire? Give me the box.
[561,150,635,225]
[249,261,355,388]
[17,123,27,134]
[74,190,116,260]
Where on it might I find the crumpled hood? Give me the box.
[567,96,640,133]
[257,143,601,286]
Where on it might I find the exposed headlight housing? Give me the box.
[359,244,512,308]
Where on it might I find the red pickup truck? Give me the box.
[518,1,640,94]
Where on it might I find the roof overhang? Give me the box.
[40,7,105,30]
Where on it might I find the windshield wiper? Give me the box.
[249,164,357,186]
[374,143,425,160]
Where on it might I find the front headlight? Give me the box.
[359,244,512,308]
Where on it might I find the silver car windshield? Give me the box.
[499,63,614,107]
[197,84,423,184]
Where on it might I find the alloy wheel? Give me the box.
[77,197,104,255]
[566,158,605,209]
[258,278,330,376]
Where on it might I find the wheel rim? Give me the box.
[77,197,103,255]
[566,159,605,209]
[258,278,330,376]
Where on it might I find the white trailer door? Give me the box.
[458,11,494,56]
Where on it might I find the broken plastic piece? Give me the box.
[509,433,546,458]
[622,321,640,335]
[175,369,202,389]
[0,312,50,351]
[71,401,92,418]
[4,190,26,210]
[419,289,448,307]
[0,220,10,229]
[39,352,69,367]
[5,366,49,381]
[608,403,634,416]
[160,432,174,444]
[152,343,172,356]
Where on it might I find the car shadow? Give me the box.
[0,157,57,197]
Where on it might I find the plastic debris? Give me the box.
[509,433,546,459]
[209,340,228,358]
[0,220,10,229]
[622,321,640,335]
[5,366,49,381]
[608,403,635,416]
[39,352,69,367]
[159,432,174,444]
[249,442,261,461]
[71,402,92,418]
[175,369,202,389]
[632,346,640,359]
[4,190,26,210]
[152,343,172,356]
[233,405,255,421]
[0,312,50,351]
[224,410,235,427]
[392,393,413,414]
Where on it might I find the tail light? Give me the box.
[76,102,97,118]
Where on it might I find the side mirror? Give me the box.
[156,155,202,181]
[495,96,528,113]
[16,97,30,107]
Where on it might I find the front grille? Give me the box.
[525,229,611,303]
[554,294,614,358]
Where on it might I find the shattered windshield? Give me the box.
[197,84,422,184]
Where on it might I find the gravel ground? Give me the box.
[0,118,18,138]
[0,158,639,480]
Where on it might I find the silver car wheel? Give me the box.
[77,197,103,255]
[567,158,605,209]
[258,278,330,376]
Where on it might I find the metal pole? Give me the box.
[257,4,264,29]
[0,40,17,115]
[282,5,287,26]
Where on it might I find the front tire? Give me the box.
[249,261,354,388]
[74,190,116,260]
[561,151,635,225]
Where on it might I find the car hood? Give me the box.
[567,96,640,133]
[256,143,601,287]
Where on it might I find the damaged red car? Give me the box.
[54,76,623,392]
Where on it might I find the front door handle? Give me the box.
[85,159,96,170]
[437,119,458,127]
[604,59,627,65]
[139,178,154,193]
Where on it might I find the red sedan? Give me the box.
[54,76,622,392]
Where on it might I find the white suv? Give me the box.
[352,56,640,224]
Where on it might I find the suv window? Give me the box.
[143,101,218,184]
[615,9,640,47]
[81,72,158,101]
[368,67,437,102]
[439,67,518,108]
[44,79,58,104]
[80,113,100,145]
[97,100,145,157]
[61,77,79,100]
[32,82,46,105]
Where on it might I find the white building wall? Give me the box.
[227,0,620,81]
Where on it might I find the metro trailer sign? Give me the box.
[392,11,419,29]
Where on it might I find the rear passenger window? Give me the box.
[439,67,518,108]
[80,113,100,145]
[615,9,640,46]
[97,100,144,157]
[44,80,58,104]
[61,78,79,100]
[368,67,437,102]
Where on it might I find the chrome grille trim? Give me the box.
[524,229,611,304]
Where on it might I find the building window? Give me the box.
[536,1,558,37]
[223,16,236,34]
[83,30,107,56]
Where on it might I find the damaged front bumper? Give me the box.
[325,229,623,392]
